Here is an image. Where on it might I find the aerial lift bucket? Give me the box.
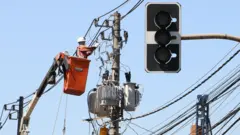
[63,56,90,96]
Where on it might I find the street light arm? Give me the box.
[181,34,240,43]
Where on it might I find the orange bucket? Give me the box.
[63,56,90,96]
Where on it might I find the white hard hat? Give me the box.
[77,37,86,43]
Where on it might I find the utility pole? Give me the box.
[17,96,24,135]
[109,11,121,135]
[194,95,212,135]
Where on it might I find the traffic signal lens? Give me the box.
[154,47,172,64]
[155,11,172,28]
[155,29,171,46]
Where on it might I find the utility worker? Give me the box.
[76,37,98,59]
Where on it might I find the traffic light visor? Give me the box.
[155,29,171,46]
[155,11,172,28]
[154,47,172,64]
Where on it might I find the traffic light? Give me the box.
[145,2,182,73]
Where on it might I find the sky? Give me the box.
[0,0,240,135]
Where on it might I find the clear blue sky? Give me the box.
[1,0,240,135]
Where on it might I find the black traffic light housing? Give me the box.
[145,2,181,73]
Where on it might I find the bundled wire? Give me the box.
[222,116,240,135]
[149,63,240,135]
[156,112,195,135]
[211,103,240,131]
[88,0,145,47]
[84,0,129,38]
[122,48,240,122]
[143,43,240,134]
[84,0,130,48]
[121,0,144,19]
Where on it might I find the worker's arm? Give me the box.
[77,44,98,58]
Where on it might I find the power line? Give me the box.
[144,64,240,135]
[214,111,238,135]
[130,122,154,134]
[88,0,145,47]
[24,92,35,99]
[149,105,195,135]
[212,103,240,129]
[123,48,240,121]
[5,101,18,106]
[98,0,129,19]
[210,87,238,117]
[89,17,111,46]
[171,114,195,134]
[0,107,4,123]
[207,64,240,104]
[208,77,240,104]
[164,43,239,111]
[84,0,129,38]
[228,118,240,134]
[0,110,11,130]
[121,0,144,19]
[51,92,63,135]
[127,124,140,135]
[43,75,64,94]
[156,112,195,135]
[141,102,195,135]
[222,116,240,135]
[0,74,64,126]
[132,43,240,125]
[208,72,240,104]
[147,64,240,135]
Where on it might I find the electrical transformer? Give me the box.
[88,85,121,117]
[123,83,141,111]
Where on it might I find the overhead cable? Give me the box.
[156,112,195,135]
[212,103,240,129]
[121,0,144,19]
[130,122,154,134]
[222,116,240,135]
[43,75,64,94]
[170,114,195,135]
[98,0,129,19]
[214,111,238,135]
[89,16,112,47]
[89,0,145,47]
[128,124,140,135]
[144,64,240,135]
[149,105,195,135]
[148,64,240,135]
[0,110,11,130]
[51,92,63,135]
[0,107,4,123]
[123,48,240,121]
[208,77,240,104]
[84,0,129,38]
[159,43,239,112]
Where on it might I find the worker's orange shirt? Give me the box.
[77,45,96,58]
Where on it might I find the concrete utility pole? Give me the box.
[109,11,121,135]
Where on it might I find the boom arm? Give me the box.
[19,45,96,135]
[19,52,66,135]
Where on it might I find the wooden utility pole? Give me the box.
[109,11,121,135]
[17,96,24,135]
